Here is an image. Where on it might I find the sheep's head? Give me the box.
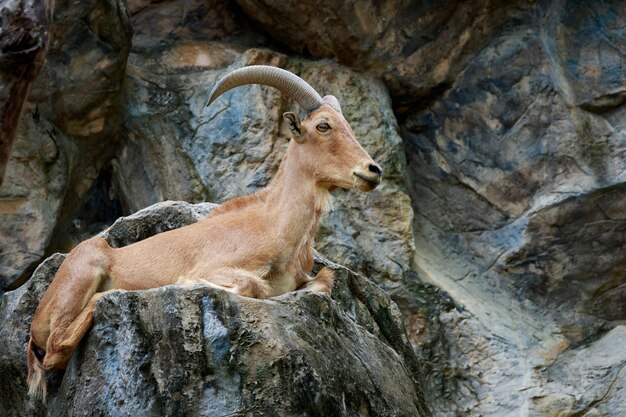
[207,65,382,192]
[283,95,381,192]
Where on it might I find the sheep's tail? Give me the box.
[27,337,47,402]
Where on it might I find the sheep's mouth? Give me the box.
[354,172,381,190]
[354,172,380,185]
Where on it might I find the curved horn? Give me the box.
[207,65,325,113]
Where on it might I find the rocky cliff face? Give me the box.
[2,0,626,416]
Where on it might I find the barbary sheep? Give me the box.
[27,65,383,401]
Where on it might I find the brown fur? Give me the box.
[27,98,382,400]
[27,338,46,401]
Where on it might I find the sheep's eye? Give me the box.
[316,123,331,132]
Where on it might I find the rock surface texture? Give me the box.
[1,0,626,415]
[0,201,429,417]
[0,0,132,290]
[0,0,52,186]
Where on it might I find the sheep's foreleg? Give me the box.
[43,290,115,370]
[297,267,335,293]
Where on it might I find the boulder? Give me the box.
[0,201,430,417]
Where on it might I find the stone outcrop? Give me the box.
[0,201,429,417]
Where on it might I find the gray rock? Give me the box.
[127,0,269,51]
[99,200,218,247]
[0,201,430,417]
[0,113,69,291]
[0,0,132,291]
[400,2,626,414]
[232,0,514,100]
[32,0,132,138]
[532,326,626,417]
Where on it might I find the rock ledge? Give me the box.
[0,201,430,417]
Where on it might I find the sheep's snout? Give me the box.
[353,161,382,191]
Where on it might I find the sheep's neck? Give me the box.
[266,146,330,266]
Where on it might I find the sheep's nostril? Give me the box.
[368,164,382,175]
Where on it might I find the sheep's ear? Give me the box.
[283,112,305,143]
